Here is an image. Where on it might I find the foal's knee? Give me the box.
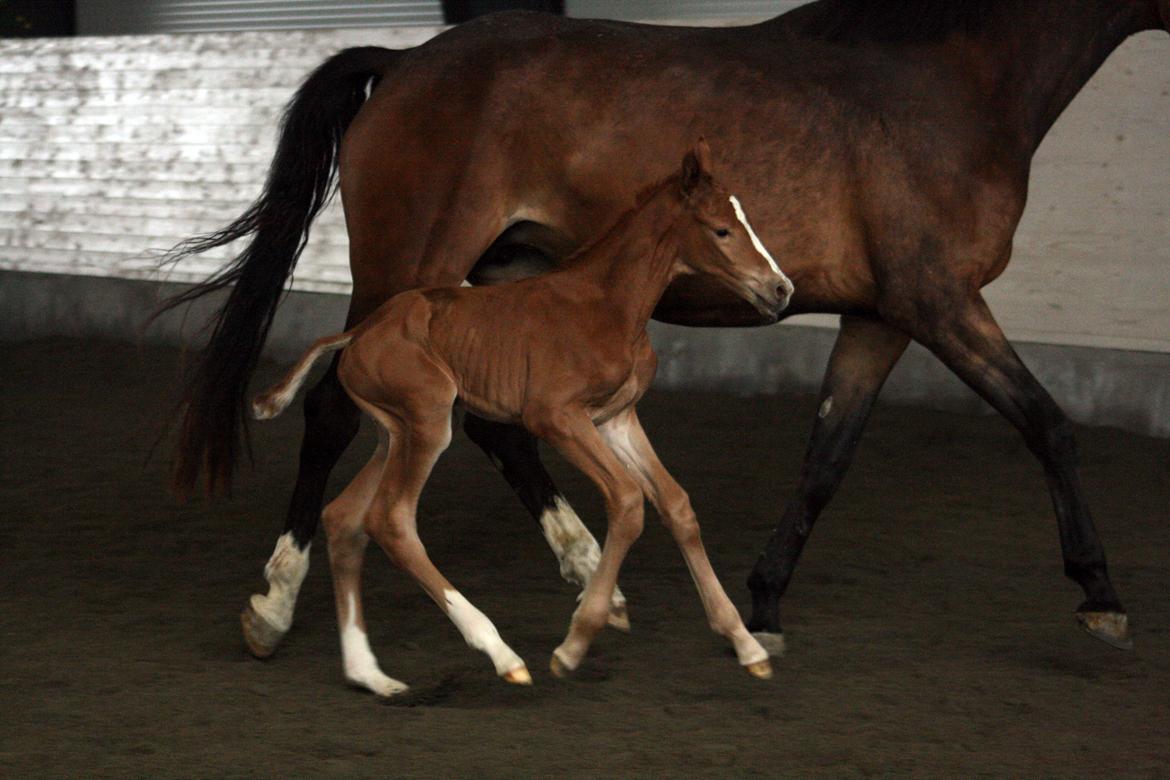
[660,493,700,545]
[607,488,645,543]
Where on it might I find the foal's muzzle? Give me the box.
[743,274,794,322]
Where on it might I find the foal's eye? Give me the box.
[715,228,730,238]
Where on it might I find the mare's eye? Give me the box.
[715,228,730,238]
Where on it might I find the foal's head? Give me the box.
[670,140,794,321]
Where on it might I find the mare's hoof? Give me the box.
[501,665,533,686]
[1076,611,1133,650]
[744,659,774,680]
[751,631,786,658]
[607,603,631,633]
[240,603,284,659]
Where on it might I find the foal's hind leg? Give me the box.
[462,414,629,630]
[905,295,1129,648]
[362,402,529,684]
[321,430,409,696]
[601,410,771,679]
[746,315,909,655]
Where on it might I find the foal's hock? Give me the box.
[254,141,791,695]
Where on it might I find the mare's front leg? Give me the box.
[462,413,629,630]
[898,294,1129,648]
[601,410,771,679]
[524,406,645,676]
[746,315,909,654]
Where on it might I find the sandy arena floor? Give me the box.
[2,337,1168,778]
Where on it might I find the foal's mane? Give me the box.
[803,0,1001,44]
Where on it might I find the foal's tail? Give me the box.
[252,333,354,421]
[151,46,399,496]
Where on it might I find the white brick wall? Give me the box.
[1,25,1167,351]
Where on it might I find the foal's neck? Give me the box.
[566,188,683,341]
[966,0,1158,153]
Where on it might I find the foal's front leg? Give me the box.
[462,414,629,630]
[601,410,771,678]
[524,406,645,676]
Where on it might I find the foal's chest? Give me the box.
[587,340,657,423]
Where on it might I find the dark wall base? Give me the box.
[3,269,1167,437]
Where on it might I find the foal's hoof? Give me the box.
[1076,611,1133,650]
[549,651,576,679]
[501,665,533,686]
[607,603,631,633]
[744,659,774,680]
[751,631,786,658]
[240,603,285,659]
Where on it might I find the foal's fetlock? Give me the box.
[731,630,773,680]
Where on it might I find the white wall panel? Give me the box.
[1,19,1167,352]
[78,0,444,34]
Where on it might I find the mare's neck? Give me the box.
[961,0,1157,152]
[568,191,683,341]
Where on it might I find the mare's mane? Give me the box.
[803,0,1001,44]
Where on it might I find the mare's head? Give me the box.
[670,140,794,322]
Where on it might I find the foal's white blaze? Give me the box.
[341,592,408,696]
[539,497,627,611]
[249,532,310,633]
[443,589,525,676]
[729,195,789,284]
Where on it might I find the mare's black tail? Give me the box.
[153,46,398,496]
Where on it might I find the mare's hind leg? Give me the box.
[906,294,1129,648]
[242,354,359,658]
[600,410,771,679]
[361,399,529,684]
[462,414,629,630]
[321,430,408,696]
[746,316,909,655]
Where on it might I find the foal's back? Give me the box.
[339,267,648,426]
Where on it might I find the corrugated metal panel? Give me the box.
[77,0,445,35]
[565,0,808,22]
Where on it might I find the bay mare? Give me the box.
[158,0,1170,660]
[249,146,787,693]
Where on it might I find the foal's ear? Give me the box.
[694,136,713,172]
[681,136,712,196]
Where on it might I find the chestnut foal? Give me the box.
[252,143,791,694]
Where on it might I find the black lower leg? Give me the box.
[747,395,877,634]
[463,412,563,520]
[283,357,361,548]
[747,316,909,636]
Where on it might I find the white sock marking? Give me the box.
[539,497,627,608]
[443,589,525,675]
[249,532,310,633]
[729,195,789,284]
[340,591,408,696]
